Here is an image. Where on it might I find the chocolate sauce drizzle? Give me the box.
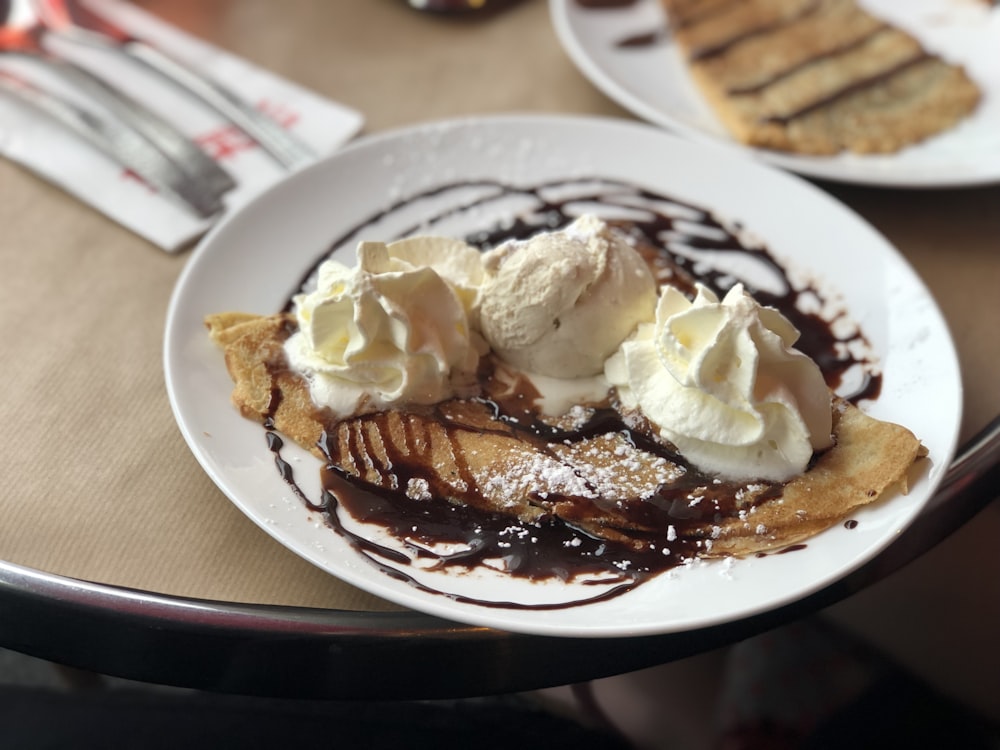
[616,30,663,49]
[688,0,822,61]
[269,178,880,609]
[670,0,744,31]
[762,52,930,125]
[726,24,891,96]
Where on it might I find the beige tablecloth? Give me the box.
[1,0,998,614]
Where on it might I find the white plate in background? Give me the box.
[550,0,1000,187]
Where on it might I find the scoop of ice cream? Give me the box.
[477,215,657,378]
[606,283,833,482]
[284,237,486,417]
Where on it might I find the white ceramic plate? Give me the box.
[165,115,961,637]
[549,0,1000,187]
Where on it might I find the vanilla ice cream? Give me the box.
[606,283,833,482]
[284,237,486,417]
[477,215,657,378]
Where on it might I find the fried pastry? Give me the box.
[206,310,925,559]
[660,0,981,154]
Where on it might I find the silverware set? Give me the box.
[0,0,315,218]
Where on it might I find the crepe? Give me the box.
[660,0,981,154]
[206,310,925,558]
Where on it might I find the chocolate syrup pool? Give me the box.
[269,178,878,610]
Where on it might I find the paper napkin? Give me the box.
[0,0,364,251]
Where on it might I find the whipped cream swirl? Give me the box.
[284,237,486,417]
[606,283,833,482]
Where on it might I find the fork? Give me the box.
[1,0,236,207]
[37,0,317,170]
[0,69,225,217]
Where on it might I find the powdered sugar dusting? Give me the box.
[479,432,685,506]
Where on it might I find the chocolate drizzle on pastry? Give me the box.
[726,23,890,96]
[687,0,823,61]
[761,51,932,125]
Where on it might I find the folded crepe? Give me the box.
[207,308,925,559]
[660,0,980,154]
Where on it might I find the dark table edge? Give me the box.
[2,418,997,700]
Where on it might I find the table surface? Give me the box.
[1,0,998,699]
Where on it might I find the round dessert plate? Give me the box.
[549,0,1000,188]
[165,115,961,637]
